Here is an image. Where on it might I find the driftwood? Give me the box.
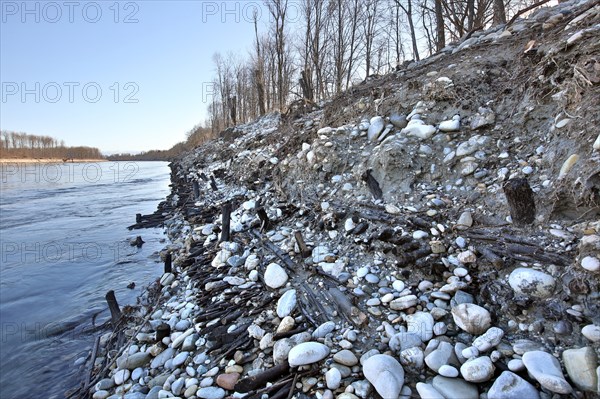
[221,202,232,242]
[363,169,383,200]
[503,178,536,225]
[294,231,311,258]
[327,287,368,326]
[235,361,290,392]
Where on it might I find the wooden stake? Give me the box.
[135,213,142,223]
[164,253,172,273]
[156,323,170,343]
[294,231,311,258]
[192,181,200,200]
[221,202,232,242]
[210,175,218,191]
[503,178,535,225]
[257,207,271,231]
[105,290,121,326]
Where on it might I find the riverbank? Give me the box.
[0,158,107,163]
[79,1,599,398]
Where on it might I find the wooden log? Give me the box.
[234,361,290,392]
[477,246,504,269]
[164,253,172,273]
[105,291,121,326]
[503,178,535,225]
[221,202,232,242]
[294,231,311,258]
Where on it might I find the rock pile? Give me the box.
[81,1,600,398]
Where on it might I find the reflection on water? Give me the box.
[0,161,171,399]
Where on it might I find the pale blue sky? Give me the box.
[1,1,274,153]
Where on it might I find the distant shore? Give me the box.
[0,158,107,164]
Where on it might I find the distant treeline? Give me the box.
[1,130,103,160]
[107,125,217,161]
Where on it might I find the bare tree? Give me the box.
[395,0,420,61]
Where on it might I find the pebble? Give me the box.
[425,341,457,373]
[390,295,418,311]
[451,303,491,335]
[172,351,189,367]
[288,342,330,367]
[416,382,445,399]
[562,347,598,392]
[325,367,342,390]
[406,311,434,342]
[581,256,600,272]
[368,116,385,141]
[196,387,226,399]
[119,352,151,370]
[439,364,460,377]
[431,376,478,399]
[456,211,473,230]
[487,371,540,399]
[472,327,504,352]
[582,324,600,342]
[114,369,130,385]
[390,332,423,352]
[264,263,288,288]
[312,321,336,338]
[362,354,405,399]
[522,350,572,394]
[507,359,525,372]
[333,350,359,366]
[392,280,406,292]
[276,289,297,318]
[460,356,495,382]
[216,373,240,390]
[457,250,476,264]
[508,268,556,298]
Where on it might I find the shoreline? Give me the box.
[0,158,108,164]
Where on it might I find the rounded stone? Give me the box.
[264,263,288,289]
[508,268,556,298]
[460,356,495,382]
[216,373,240,390]
[451,303,491,335]
[487,371,540,399]
[362,354,405,399]
[288,342,330,367]
[582,324,600,342]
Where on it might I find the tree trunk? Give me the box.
[435,0,446,51]
[493,0,506,25]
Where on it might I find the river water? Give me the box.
[0,161,171,399]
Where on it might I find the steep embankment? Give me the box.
[83,1,599,399]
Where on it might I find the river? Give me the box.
[0,161,171,399]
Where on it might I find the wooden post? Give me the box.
[105,290,121,326]
[294,231,311,258]
[210,175,218,191]
[192,181,200,200]
[164,253,172,273]
[503,178,535,225]
[221,202,232,242]
[156,323,171,343]
[136,213,142,223]
[257,207,271,231]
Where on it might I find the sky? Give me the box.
[0,0,278,154]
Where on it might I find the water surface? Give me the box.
[0,161,171,398]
